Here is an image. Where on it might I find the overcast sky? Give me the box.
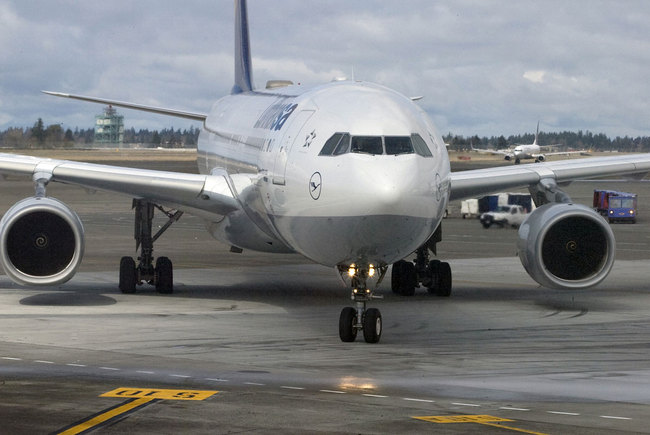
[1,0,649,138]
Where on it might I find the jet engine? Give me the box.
[536,155,546,162]
[517,202,615,289]
[0,197,84,286]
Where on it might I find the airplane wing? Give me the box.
[449,153,650,201]
[0,153,240,216]
[470,147,512,158]
[42,91,208,122]
[537,150,590,157]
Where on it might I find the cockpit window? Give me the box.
[385,136,414,155]
[351,136,383,155]
[333,133,350,155]
[411,134,433,157]
[319,133,343,156]
[319,133,350,156]
[318,133,433,157]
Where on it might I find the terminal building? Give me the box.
[94,105,124,145]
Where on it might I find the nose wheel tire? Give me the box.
[339,307,358,342]
[362,308,382,343]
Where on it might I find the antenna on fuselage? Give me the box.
[232,0,254,94]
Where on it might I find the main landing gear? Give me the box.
[338,264,387,344]
[119,199,183,295]
[391,246,452,297]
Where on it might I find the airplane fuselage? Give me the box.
[512,144,541,160]
[197,80,450,268]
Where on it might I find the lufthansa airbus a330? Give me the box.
[1,0,650,343]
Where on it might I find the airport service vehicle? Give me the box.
[1,0,650,343]
[593,189,637,223]
[479,205,527,228]
[462,192,532,219]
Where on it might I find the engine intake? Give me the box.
[517,202,615,289]
[0,197,84,286]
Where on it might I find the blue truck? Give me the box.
[593,189,637,223]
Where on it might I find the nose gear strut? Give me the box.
[338,264,387,343]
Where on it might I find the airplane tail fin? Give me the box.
[232,0,254,94]
[533,121,539,145]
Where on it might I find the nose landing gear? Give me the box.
[338,264,386,343]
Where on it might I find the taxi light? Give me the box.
[368,264,375,277]
[348,264,356,277]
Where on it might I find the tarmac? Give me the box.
[0,150,649,434]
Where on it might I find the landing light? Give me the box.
[369,264,375,277]
[348,264,356,277]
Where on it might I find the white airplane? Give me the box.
[473,122,585,164]
[1,0,650,343]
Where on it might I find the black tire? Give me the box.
[119,256,137,294]
[339,307,357,342]
[362,308,382,343]
[426,260,441,295]
[155,256,173,294]
[394,261,416,296]
[391,261,403,294]
[481,215,493,228]
[435,262,452,297]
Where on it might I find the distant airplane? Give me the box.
[0,1,649,343]
[473,122,587,164]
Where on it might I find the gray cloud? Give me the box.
[1,0,649,137]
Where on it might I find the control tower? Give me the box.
[94,105,124,144]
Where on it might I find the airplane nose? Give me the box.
[357,160,426,215]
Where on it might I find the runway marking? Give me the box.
[101,388,218,400]
[3,351,637,429]
[547,411,579,416]
[413,415,548,435]
[56,397,157,435]
[55,388,218,435]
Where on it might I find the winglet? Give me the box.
[231,0,254,94]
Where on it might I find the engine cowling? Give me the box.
[536,155,546,162]
[0,197,84,286]
[517,202,615,289]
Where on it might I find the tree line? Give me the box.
[444,130,650,153]
[2,118,650,152]
[0,118,200,149]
